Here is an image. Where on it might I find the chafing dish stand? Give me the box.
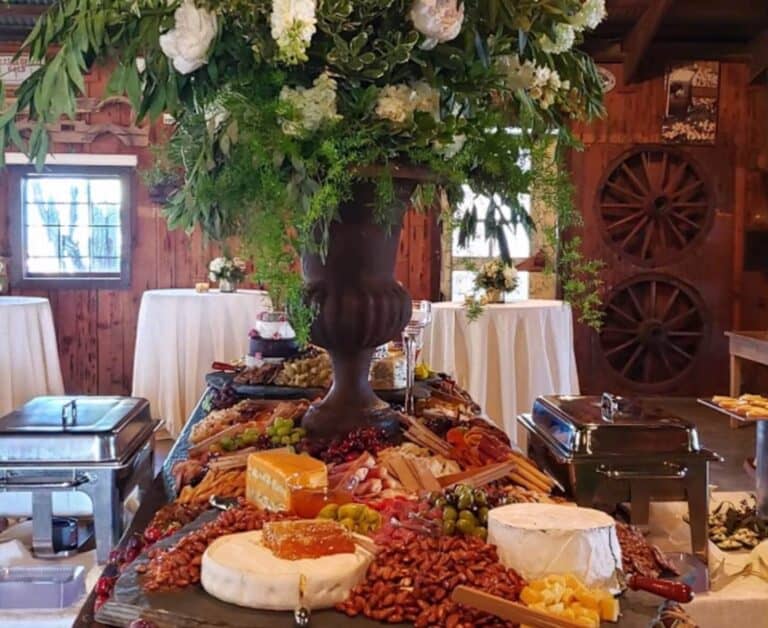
[0,397,157,563]
[520,394,722,563]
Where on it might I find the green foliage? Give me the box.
[531,141,605,329]
[0,0,606,340]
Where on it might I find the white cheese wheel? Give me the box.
[488,503,622,591]
[200,531,373,610]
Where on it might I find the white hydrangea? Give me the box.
[375,82,441,125]
[410,0,464,50]
[270,0,317,64]
[571,0,607,31]
[530,66,568,109]
[540,23,575,54]
[159,0,218,75]
[502,265,518,290]
[279,72,341,136]
[498,54,536,91]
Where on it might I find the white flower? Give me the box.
[270,0,317,64]
[435,133,466,159]
[498,55,536,91]
[375,82,440,125]
[279,72,341,136]
[502,265,518,289]
[410,0,464,50]
[571,0,607,31]
[375,84,416,124]
[540,23,575,54]
[208,271,217,282]
[209,257,225,276]
[159,0,217,75]
[411,81,441,120]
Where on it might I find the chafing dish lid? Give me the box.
[0,397,145,433]
[527,394,701,456]
[0,397,153,465]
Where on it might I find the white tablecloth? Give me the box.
[0,297,64,415]
[422,300,580,440]
[647,492,768,628]
[132,289,271,437]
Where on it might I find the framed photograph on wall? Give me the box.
[662,61,720,144]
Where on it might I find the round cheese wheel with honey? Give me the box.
[488,503,622,591]
[200,530,373,610]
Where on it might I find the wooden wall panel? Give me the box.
[0,58,439,396]
[570,61,766,396]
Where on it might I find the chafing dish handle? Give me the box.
[0,476,89,490]
[596,465,688,480]
[61,399,77,428]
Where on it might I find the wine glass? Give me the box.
[402,300,432,415]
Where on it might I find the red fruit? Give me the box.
[123,548,140,564]
[108,549,124,563]
[143,526,162,543]
[94,594,109,611]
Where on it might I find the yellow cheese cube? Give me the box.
[599,595,621,622]
[520,587,542,605]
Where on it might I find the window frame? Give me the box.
[8,164,133,290]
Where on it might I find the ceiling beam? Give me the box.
[749,30,768,84]
[622,0,675,83]
[585,40,752,64]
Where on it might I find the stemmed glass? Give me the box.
[402,300,432,415]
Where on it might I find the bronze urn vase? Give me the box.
[301,167,428,441]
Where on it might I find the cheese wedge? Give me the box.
[246,450,327,512]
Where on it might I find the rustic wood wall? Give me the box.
[570,61,768,395]
[0,59,440,397]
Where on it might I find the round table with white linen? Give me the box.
[0,296,64,415]
[132,289,271,438]
[422,300,580,442]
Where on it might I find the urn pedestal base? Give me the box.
[300,169,429,442]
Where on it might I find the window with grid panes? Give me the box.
[448,149,532,301]
[9,166,132,288]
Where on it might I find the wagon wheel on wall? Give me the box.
[599,274,710,391]
[596,147,715,267]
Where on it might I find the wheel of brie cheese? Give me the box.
[488,503,623,591]
[200,530,373,610]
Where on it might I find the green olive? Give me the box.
[472,526,488,541]
[435,497,448,509]
[456,518,476,535]
[443,506,458,522]
[473,490,488,506]
[338,503,365,520]
[317,504,339,519]
[339,517,356,531]
[478,507,490,524]
[458,510,477,525]
[276,425,293,436]
[457,494,473,510]
[364,508,381,524]
[442,519,456,535]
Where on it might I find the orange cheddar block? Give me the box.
[246,450,327,512]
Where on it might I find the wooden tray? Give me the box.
[697,398,768,422]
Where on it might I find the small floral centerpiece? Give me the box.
[474,259,518,303]
[208,256,247,292]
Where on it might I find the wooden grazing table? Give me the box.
[726,331,768,428]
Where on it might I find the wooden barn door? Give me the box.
[571,144,732,396]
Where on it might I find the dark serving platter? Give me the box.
[96,509,401,628]
[205,371,431,405]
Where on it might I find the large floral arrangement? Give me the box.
[0,0,606,339]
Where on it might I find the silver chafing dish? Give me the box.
[0,397,156,563]
[519,393,722,562]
